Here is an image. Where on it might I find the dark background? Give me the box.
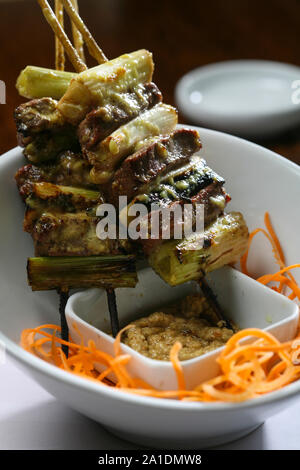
[0,0,299,163]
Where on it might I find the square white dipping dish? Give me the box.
[66,265,298,390]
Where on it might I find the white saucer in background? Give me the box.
[175,60,300,138]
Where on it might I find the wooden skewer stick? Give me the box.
[37,0,87,72]
[61,0,108,64]
[70,0,85,63]
[200,278,234,330]
[106,289,120,338]
[54,1,85,70]
[58,288,70,357]
[55,0,65,70]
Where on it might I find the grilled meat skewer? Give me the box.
[15,151,97,194]
[78,82,162,153]
[15,49,249,343]
[109,128,202,206]
[89,103,178,184]
[15,98,79,164]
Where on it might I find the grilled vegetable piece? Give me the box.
[89,103,178,184]
[15,151,96,195]
[32,212,132,257]
[109,129,202,205]
[58,49,154,124]
[25,182,101,208]
[148,212,249,286]
[27,255,138,291]
[78,82,162,153]
[16,66,76,100]
[22,183,102,232]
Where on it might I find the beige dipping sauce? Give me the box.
[122,293,235,361]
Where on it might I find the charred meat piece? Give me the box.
[89,103,178,184]
[15,98,65,142]
[32,212,132,257]
[121,157,230,254]
[14,98,63,144]
[109,129,202,205]
[133,157,226,208]
[14,98,79,163]
[137,188,230,256]
[23,128,80,164]
[78,82,162,153]
[15,151,97,198]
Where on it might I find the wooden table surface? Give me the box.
[0,0,299,164]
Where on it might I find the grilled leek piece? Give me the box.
[58,49,154,124]
[16,66,76,100]
[27,255,138,291]
[22,183,102,232]
[25,182,102,211]
[89,103,178,184]
[148,212,249,286]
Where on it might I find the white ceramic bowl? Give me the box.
[175,61,300,138]
[1,126,300,449]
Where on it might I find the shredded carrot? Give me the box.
[241,212,300,298]
[21,322,300,402]
[240,228,282,276]
[170,342,186,392]
[20,212,300,403]
[264,213,285,264]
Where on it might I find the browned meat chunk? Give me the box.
[119,155,230,254]
[15,151,96,199]
[14,97,65,143]
[138,185,230,255]
[78,82,162,153]
[14,98,79,163]
[32,212,132,256]
[109,129,202,205]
